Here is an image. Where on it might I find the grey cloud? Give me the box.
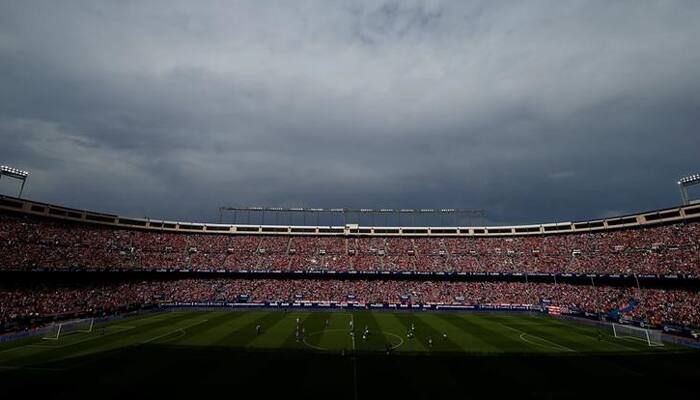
[1,0,699,225]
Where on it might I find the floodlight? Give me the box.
[0,165,29,178]
[678,172,700,205]
[0,165,30,197]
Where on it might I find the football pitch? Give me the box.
[1,310,698,398]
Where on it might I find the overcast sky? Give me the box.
[1,0,699,225]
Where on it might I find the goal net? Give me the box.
[612,323,664,347]
[42,318,94,340]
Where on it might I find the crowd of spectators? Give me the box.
[2,211,698,336]
[2,212,698,275]
[2,279,699,331]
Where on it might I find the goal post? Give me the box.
[42,318,95,340]
[612,323,664,347]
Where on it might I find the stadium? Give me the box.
[3,1,700,398]
[1,192,699,397]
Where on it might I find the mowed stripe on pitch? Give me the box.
[526,315,649,352]
[413,313,462,352]
[250,312,312,349]
[0,312,204,367]
[0,310,683,371]
[420,313,498,353]
[387,312,430,352]
[215,311,290,348]
[436,313,525,353]
[285,312,327,350]
[487,314,579,352]
[310,311,354,351]
[354,311,392,352]
[173,311,252,346]
[432,313,506,353]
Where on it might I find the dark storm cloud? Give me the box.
[1,0,699,225]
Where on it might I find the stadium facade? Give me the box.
[1,194,698,236]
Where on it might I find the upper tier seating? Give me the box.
[1,212,698,275]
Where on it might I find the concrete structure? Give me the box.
[1,194,699,237]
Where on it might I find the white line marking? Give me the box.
[141,319,208,344]
[535,315,641,351]
[616,335,665,348]
[301,329,404,352]
[384,332,404,350]
[301,329,349,351]
[150,329,188,345]
[20,325,137,350]
[495,321,576,353]
[519,333,566,352]
[302,341,327,351]
[27,344,65,349]
[0,346,27,354]
[350,314,355,351]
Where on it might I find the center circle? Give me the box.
[302,329,404,352]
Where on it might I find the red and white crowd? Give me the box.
[1,212,698,275]
[1,280,699,331]
[1,211,699,333]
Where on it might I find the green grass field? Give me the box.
[1,310,698,398]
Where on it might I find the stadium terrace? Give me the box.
[0,195,699,277]
[1,195,699,397]
[0,195,698,333]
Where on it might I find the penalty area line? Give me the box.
[141,319,208,344]
[533,315,639,351]
[518,333,566,352]
[16,325,138,351]
[495,321,576,353]
[0,346,28,354]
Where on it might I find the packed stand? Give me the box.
[1,211,698,275]
[1,279,699,332]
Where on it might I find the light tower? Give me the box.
[0,165,30,198]
[678,173,700,205]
